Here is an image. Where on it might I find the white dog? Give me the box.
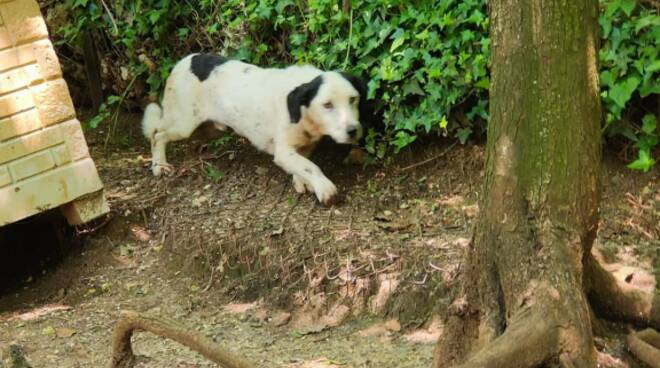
[142,53,366,205]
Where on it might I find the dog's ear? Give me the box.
[340,72,367,100]
[341,72,373,130]
[287,76,323,123]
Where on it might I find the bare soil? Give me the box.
[0,113,657,367]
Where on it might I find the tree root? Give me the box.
[585,255,660,367]
[627,329,660,368]
[109,310,256,368]
[451,309,559,368]
[586,255,660,329]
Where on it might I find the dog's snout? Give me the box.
[347,126,358,138]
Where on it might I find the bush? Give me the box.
[49,0,658,169]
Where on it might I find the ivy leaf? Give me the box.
[88,114,106,129]
[641,114,657,135]
[439,116,448,130]
[474,77,490,90]
[620,0,636,17]
[600,70,615,87]
[392,131,417,152]
[390,32,406,52]
[608,76,640,108]
[646,60,660,73]
[635,15,660,32]
[639,80,660,98]
[148,11,161,24]
[599,16,612,37]
[402,79,425,96]
[275,0,294,14]
[456,127,472,144]
[177,27,189,38]
[627,149,656,172]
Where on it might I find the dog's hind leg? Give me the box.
[151,111,202,176]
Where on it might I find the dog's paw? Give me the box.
[293,175,313,194]
[152,163,173,177]
[313,178,338,206]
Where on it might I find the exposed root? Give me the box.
[586,255,660,329]
[109,310,256,368]
[626,328,660,368]
[451,309,559,368]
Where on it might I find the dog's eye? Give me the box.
[323,102,334,109]
[349,97,358,105]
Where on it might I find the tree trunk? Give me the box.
[434,0,603,366]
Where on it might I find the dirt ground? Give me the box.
[0,113,658,367]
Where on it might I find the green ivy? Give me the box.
[51,0,658,169]
[599,1,659,172]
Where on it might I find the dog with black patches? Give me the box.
[142,53,368,205]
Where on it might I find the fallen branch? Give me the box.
[398,142,458,172]
[109,310,256,368]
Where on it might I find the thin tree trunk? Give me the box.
[434,0,602,366]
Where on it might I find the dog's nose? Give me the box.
[347,126,358,138]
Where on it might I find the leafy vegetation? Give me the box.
[599,1,659,171]
[49,0,658,169]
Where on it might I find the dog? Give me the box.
[142,53,368,205]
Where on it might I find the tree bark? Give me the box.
[434,0,603,366]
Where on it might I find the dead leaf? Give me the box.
[370,274,400,314]
[438,195,465,207]
[223,303,256,315]
[356,323,392,341]
[271,311,292,327]
[55,327,77,338]
[378,219,412,232]
[322,304,350,327]
[385,319,401,332]
[5,304,71,322]
[131,226,151,242]
[284,357,343,368]
[347,147,368,165]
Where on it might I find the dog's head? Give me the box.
[287,72,366,144]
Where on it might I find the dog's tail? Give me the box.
[142,102,163,141]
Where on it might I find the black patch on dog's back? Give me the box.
[287,76,323,123]
[190,54,229,82]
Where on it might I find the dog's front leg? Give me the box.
[274,147,337,205]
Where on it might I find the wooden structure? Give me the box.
[0,0,108,226]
